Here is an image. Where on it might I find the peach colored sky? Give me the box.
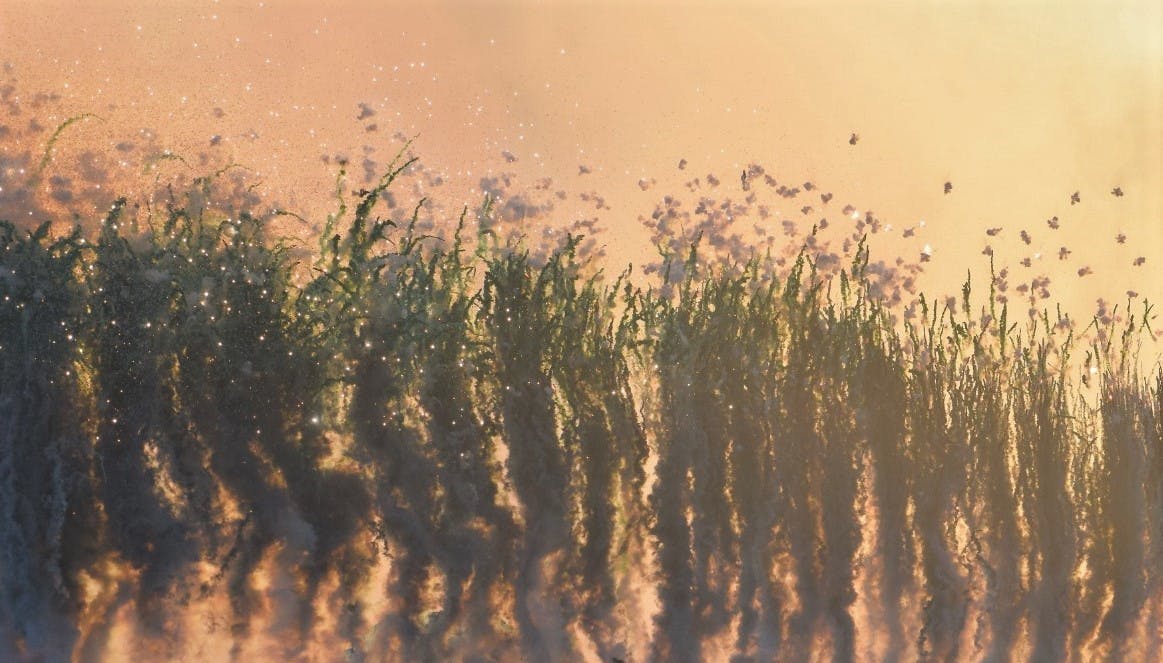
[1,0,1160,323]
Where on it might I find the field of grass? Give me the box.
[1,151,1161,662]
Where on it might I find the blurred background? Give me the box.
[1,0,1160,324]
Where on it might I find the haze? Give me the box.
[2,1,1159,317]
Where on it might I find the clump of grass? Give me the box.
[1092,306,1157,659]
[407,212,518,655]
[643,240,745,662]
[2,154,1161,663]
[906,296,972,661]
[852,268,913,660]
[85,199,205,638]
[479,237,584,660]
[302,154,456,660]
[0,220,94,661]
[542,256,646,660]
[49,172,378,657]
[957,318,1021,662]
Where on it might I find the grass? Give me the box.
[1,154,1161,662]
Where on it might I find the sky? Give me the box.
[1,0,1160,324]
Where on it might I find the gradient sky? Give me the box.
[2,0,1160,322]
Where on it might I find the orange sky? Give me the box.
[1,0,1160,324]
